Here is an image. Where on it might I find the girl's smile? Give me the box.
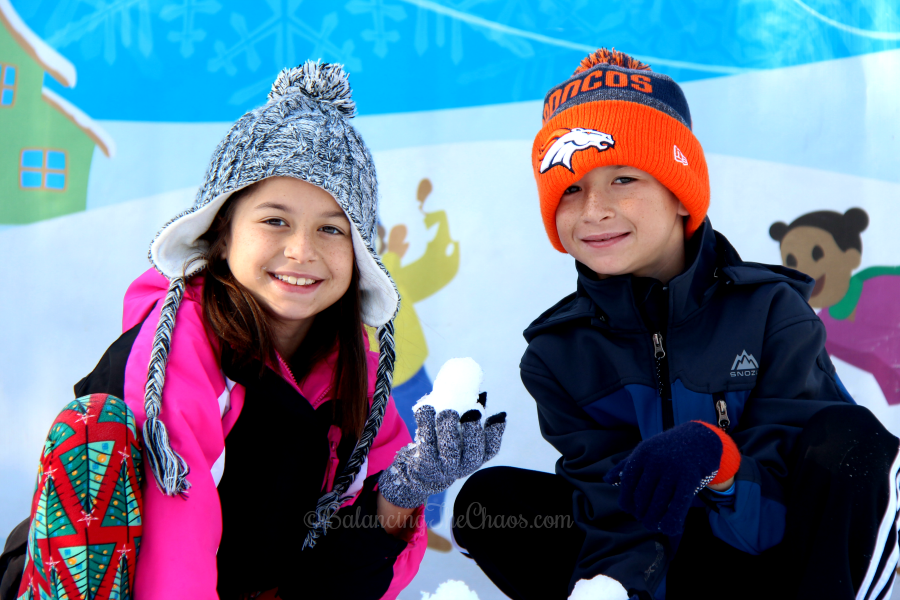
[270,271,324,291]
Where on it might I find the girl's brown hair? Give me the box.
[199,184,370,438]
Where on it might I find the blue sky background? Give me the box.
[12,0,900,121]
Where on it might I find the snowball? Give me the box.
[569,574,629,600]
[421,580,480,600]
[412,358,484,415]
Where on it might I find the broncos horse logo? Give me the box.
[538,128,615,174]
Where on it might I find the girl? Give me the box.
[770,208,900,405]
[9,61,506,600]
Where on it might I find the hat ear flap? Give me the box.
[143,277,192,497]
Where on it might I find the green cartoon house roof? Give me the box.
[0,0,115,224]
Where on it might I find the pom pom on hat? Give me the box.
[268,59,356,117]
[573,48,651,75]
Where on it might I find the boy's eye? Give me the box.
[613,176,635,184]
[563,185,581,195]
[320,225,343,235]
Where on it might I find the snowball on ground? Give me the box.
[569,574,629,600]
[420,579,480,600]
[413,357,484,415]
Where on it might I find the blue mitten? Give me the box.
[603,420,740,536]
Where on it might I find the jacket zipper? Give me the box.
[276,352,300,389]
[322,425,342,493]
[322,439,338,492]
[713,392,730,431]
[653,332,674,430]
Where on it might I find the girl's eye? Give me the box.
[264,218,287,227]
[563,185,581,195]
[320,225,343,235]
[812,245,824,262]
[614,176,636,184]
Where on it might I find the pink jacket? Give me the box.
[120,268,426,598]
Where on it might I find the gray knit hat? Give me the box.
[150,60,398,326]
[139,61,399,547]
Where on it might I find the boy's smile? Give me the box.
[555,165,690,284]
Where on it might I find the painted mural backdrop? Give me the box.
[1,0,899,597]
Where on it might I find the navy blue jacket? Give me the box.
[520,221,853,597]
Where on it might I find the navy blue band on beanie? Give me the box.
[542,63,692,129]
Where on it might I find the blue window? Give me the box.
[45,173,66,190]
[19,149,67,191]
[20,171,42,188]
[21,150,43,168]
[0,64,15,107]
[46,151,66,170]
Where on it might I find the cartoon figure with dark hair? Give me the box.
[770,208,900,404]
[378,178,460,550]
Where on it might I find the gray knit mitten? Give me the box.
[378,397,506,509]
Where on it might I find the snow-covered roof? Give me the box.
[0,0,76,87]
[42,87,115,158]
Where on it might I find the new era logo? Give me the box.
[673,145,689,166]
[730,350,758,377]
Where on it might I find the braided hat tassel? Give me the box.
[302,318,396,549]
[142,277,192,497]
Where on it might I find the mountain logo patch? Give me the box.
[731,351,759,377]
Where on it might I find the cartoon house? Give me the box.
[0,0,114,224]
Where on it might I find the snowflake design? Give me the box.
[477,0,536,57]
[411,0,535,65]
[46,0,154,65]
[457,47,566,102]
[346,0,407,58]
[208,0,361,76]
[160,0,222,58]
[537,0,627,38]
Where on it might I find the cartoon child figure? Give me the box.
[378,178,460,549]
[770,208,900,404]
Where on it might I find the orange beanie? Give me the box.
[532,49,710,253]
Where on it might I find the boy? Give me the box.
[453,49,900,600]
